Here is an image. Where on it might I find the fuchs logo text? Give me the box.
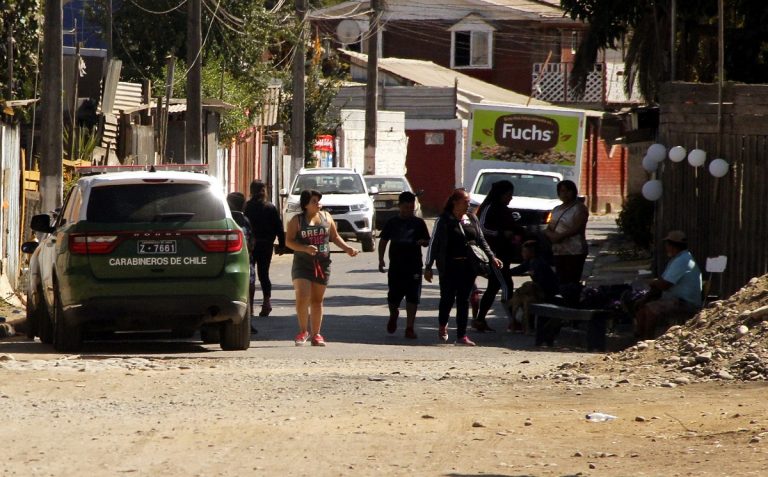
[494,114,559,152]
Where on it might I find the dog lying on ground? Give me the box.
[505,281,546,334]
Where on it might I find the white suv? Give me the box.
[282,168,377,252]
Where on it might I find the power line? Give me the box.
[129,0,188,15]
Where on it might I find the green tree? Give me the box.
[88,0,298,143]
[0,0,42,102]
[561,0,768,102]
[279,53,345,164]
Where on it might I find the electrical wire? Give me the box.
[129,0,188,15]
[202,0,244,28]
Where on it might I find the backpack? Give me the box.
[232,211,256,255]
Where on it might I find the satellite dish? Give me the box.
[336,19,361,44]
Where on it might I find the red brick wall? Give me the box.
[405,129,457,214]
[580,124,627,214]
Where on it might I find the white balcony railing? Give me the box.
[531,63,604,104]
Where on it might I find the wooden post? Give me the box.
[5,17,13,99]
[106,0,113,61]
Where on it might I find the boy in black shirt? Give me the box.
[378,191,430,339]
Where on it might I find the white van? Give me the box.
[468,168,563,231]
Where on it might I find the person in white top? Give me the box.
[544,180,589,286]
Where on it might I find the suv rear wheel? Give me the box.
[360,233,375,252]
[52,288,82,352]
[220,312,250,350]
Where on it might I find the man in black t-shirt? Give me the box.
[378,191,430,339]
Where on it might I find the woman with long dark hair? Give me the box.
[473,180,524,332]
[285,189,359,346]
[544,180,589,285]
[424,188,501,346]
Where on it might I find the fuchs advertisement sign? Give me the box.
[466,103,586,183]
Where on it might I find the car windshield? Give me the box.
[364,177,410,193]
[292,173,365,195]
[87,183,226,223]
[475,173,560,200]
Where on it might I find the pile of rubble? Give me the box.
[595,275,768,383]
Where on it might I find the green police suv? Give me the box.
[22,171,251,352]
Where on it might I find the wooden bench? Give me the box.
[528,303,623,351]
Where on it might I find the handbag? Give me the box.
[458,216,491,278]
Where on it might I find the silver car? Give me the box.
[364,175,422,229]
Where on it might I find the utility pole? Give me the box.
[70,41,81,162]
[186,0,202,164]
[162,55,175,162]
[292,0,307,175]
[40,0,64,213]
[364,0,381,175]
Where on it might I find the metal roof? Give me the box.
[311,0,571,22]
[253,81,282,127]
[340,50,603,118]
[113,81,143,113]
[340,50,552,117]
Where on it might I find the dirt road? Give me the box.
[1,350,766,476]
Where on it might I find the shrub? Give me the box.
[616,194,654,249]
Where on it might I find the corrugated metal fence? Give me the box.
[0,122,22,290]
[657,82,768,296]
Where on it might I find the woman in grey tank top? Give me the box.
[285,189,359,346]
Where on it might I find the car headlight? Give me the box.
[349,203,370,212]
[286,202,301,213]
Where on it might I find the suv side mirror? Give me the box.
[279,188,288,198]
[21,241,39,254]
[368,186,379,195]
[415,189,424,197]
[30,214,55,233]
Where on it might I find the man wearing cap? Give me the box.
[378,191,430,339]
[635,230,703,340]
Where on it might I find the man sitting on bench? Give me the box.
[634,230,702,340]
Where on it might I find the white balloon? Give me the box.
[709,158,729,177]
[668,146,687,162]
[647,143,667,163]
[688,148,706,167]
[641,180,663,201]
[642,155,658,172]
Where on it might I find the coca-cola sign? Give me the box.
[493,114,559,152]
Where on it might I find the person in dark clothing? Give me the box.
[473,180,525,333]
[378,191,431,339]
[244,180,286,317]
[226,192,257,334]
[508,240,561,342]
[509,240,560,300]
[424,188,501,346]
